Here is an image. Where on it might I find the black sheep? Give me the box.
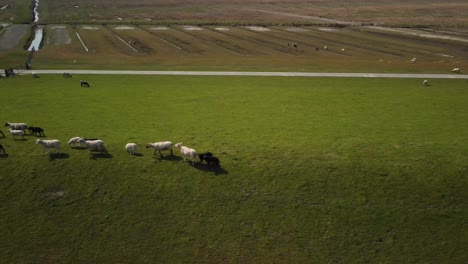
[28,126,45,136]
[199,152,220,166]
[80,80,90,87]
[0,144,5,153]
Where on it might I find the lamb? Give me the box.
[146,141,173,157]
[423,80,429,86]
[199,152,220,166]
[175,142,197,165]
[125,143,138,155]
[36,139,61,154]
[8,129,24,139]
[452,68,461,73]
[78,139,104,151]
[4,122,28,131]
[67,137,84,147]
[28,126,45,136]
[0,144,5,153]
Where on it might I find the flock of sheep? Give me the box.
[1,122,220,166]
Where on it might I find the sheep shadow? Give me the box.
[194,163,228,175]
[90,152,113,160]
[49,153,70,161]
[154,155,182,162]
[31,134,46,137]
[0,153,9,158]
[70,146,88,150]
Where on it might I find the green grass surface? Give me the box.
[0,75,467,263]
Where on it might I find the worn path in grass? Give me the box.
[10,70,468,79]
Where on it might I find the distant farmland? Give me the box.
[32,0,468,26]
[26,24,468,73]
[1,0,468,71]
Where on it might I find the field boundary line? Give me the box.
[137,26,185,51]
[74,30,89,52]
[170,26,246,56]
[105,26,140,53]
[8,70,468,79]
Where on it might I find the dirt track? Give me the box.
[9,70,468,79]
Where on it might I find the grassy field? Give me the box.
[1,75,467,263]
[0,0,31,24]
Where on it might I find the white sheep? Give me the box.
[67,137,84,147]
[146,141,173,156]
[4,122,28,131]
[411,57,417,62]
[78,139,104,151]
[423,80,429,86]
[8,129,24,139]
[36,139,61,154]
[125,143,138,155]
[452,68,461,73]
[175,142,197,165]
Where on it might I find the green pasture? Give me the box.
[0,75,467,263]
[0,0,31,24]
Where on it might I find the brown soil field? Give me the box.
[36,0,468,26]
[24,24,468,73]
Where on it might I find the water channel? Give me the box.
[27,0,43,51]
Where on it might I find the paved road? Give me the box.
[4,69,468,79]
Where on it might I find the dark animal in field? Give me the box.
[0,144,5,153]
[28,126,45,136]
[199,152,220,166]
[80,80,90,87]
[63,72,72,78]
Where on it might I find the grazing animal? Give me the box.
[146,141,173,156]
[80,80,90,87]
[452,68,461,73]
[67,137,84,147]
[125,143,138,155]
[8,129,24,139]
[63,72,72,78]
[175,142,197,165]
[423,80,429,86]
[199,152,220,166]
[411,57,417,62]
[0,129,4,137]
[28,126,45,136]
[4,122,28,131]
[36,139,61,154]
[78,139,104,151]
[0,144,5,153]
